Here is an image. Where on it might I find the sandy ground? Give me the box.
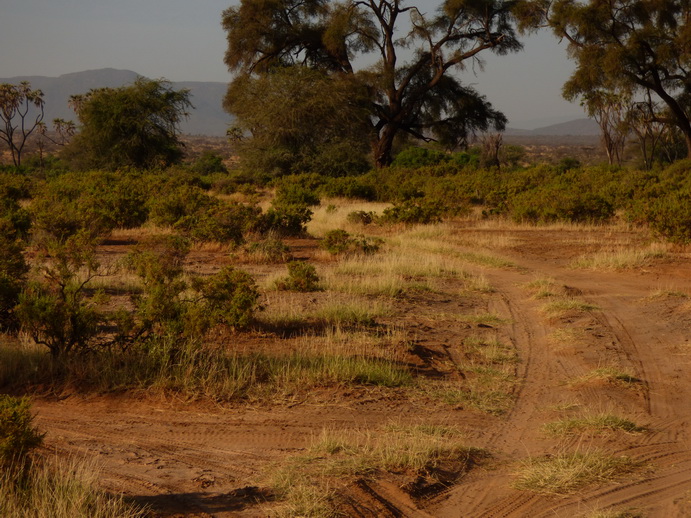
[30,224,691,517]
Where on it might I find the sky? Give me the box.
[0,0,585,129]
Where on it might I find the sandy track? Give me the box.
[29,227,691,517]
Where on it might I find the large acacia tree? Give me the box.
[543,0,691,157]
[222,0,522,168]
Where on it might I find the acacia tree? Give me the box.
[543,0,691,157]
[0,82,45,167]
[222,0,522,168]
[64,78,192,170]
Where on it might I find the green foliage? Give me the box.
[190,151,228,174]
[192,267,261,329]
[30,172,149,240]
[547,0,691,156]
[16,232,103,357]
[392,147,449,168]
[64,78,192,170]
[124,236,260,341]
[274,182,321,207]
[510,189,614,224]
[243,235,293,263]
[275,261,321,292]
[380,199,445,225]
[320,229,382,255]
[0,396,43,472]
[149,184,260,244]
[225,67,372,176]
[0,234,29,331]
[644,191,691,243]
[223,0,520,167]
[319,176,377,201]
[258,205,313,236]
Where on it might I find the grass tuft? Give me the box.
[513,451,645,494]
[543,413,647,437]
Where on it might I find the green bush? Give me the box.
[192,267,261,329]
[273,182,321,207]
[191,151,228,174]
[320,229,382,255]
[0,396,44,472]
[319,176,377,200]
[0,234,28,331]
[149,184,259,244]
[243,235,293,263]
[392,147,449,168]
[275,261,321,292]
[645,191,691,243]
[258,205,313,236]
[16,232,103,357]
[510,189,614,224]
[380,199,444,225]
[30,172,149,240]
[124,236,260,341]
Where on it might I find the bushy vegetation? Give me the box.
[0,395,44,473]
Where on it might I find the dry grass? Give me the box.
[541,298,600,317]
[571,243,669,270]
[513,450,645,494]
[0,455,147,518]
[307,199,391,237]
[543,413,646,437]
[569,367,642,387]
[268,424,485,516]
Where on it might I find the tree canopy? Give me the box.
[543,0,691,157]
[222,0,523,169]
[64,78,192,170]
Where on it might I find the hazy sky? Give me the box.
[0,0,584,129]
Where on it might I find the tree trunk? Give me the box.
[373,124,397,168]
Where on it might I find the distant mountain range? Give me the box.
[0,68,601,138]
[505,118,600,136]
[0,68,233,137]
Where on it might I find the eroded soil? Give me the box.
[30,224,691,517]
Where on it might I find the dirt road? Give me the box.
[32,226,691,517]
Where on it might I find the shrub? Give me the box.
[16,232,103,357]
[124,236,260,341]
[149,184,259,244]
[320,229,382,255]
[346,210,376,225]
[0,396,44,472]
[192,267,261,329]
[191,151,228,174]
[0,234,29,331]
[243,235,293,263]
[392,147,449,168]
[274,183,321,207]
[275,261,321,292]
[319,177,377,200]
[380,199,444,225]
[645,191,691,243]
[510,189,614,224]
[258,205,313,236]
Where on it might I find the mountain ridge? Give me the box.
[1,68,600,138]
[0,68,232,137]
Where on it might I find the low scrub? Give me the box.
[274,261,322,292]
